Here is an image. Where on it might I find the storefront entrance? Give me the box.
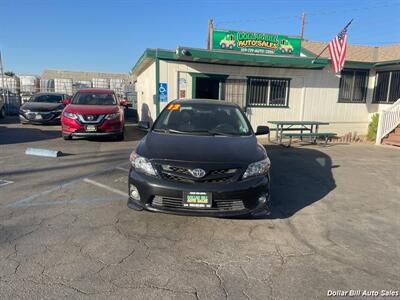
[195,77,220,99]
[191,73,228,100]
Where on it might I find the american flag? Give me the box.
[328,27,348,74]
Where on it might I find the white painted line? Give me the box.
[83,178,128,197]
[116,166,130,172]
[0,180,14,187]
[5,161,129,209]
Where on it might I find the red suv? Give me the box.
[61,89,127,140]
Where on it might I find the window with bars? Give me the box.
[373,71,400,103]
[338,69,368,103]
[247,77,290,107]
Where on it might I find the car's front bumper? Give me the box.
[61,117,123,137]
[128,168,271,217]
[19,113,61,124]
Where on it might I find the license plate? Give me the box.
[85,125,97,132]
[34,114,42,120]
[183,192,212,208]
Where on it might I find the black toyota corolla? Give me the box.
[128,99,271,217]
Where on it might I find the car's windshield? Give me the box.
[153,102,252,136]
[72,92,117,105]
[30,94,63,103]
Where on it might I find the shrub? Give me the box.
[367,113,379,141]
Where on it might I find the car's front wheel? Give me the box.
[0,107,5,119]
[63,133,72,140]
[115,131,124,141]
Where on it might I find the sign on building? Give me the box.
[212,29,301,56]
[159,83,168,102]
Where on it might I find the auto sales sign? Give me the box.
[212,29,301,56]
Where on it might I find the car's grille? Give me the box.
[157,164,238,184]
[78,114,105,124]
[26,112,54,120]
[152,196,245,211]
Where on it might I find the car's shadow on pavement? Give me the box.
[0,124,61,145]
[242,145,337,220]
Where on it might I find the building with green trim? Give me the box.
[131,38,400,135]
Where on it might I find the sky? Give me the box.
[0,0,399,75]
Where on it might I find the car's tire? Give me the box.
[0,107,5,119]
[63,134,72,140]
[116,132,124,141]
[127,200,143,211]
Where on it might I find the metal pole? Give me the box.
[0,50,6,114]
[207,19,213,50]
[301,13,306,39]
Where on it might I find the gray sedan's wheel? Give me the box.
[0,107,5,119]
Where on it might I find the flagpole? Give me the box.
[312,19,354,64]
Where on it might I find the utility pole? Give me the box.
[207,19,214,50]
[0,50,6,114]
[301,13,306,39]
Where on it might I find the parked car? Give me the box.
[19,93,69,124]
[0,94,5,118]
[61,89,127,140]
[128,99,271,217]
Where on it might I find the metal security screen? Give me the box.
[373,71,400,103]
[338,70,368,103]
[247,77,290,107]
[389,71,400,102]
[224,79,247,108]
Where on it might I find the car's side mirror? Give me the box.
[255,125,270,136]
[138,121,150,130]
[63,99,72,105]
[120,99,128,106]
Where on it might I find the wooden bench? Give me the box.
[268,127,313,141]
[282,132,337,147]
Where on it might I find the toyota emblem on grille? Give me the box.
[87,115,94,121]
[190,168,206,178]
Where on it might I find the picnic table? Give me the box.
[268,120,331,145]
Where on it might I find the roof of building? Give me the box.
[42,69,133,82]
[302,40,400,63]
[132,41,400,76]
[77,88,114,94]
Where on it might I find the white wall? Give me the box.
[136,62,156,123]
[138,59,392,135]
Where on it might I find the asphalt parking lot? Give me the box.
[1,117,399,299]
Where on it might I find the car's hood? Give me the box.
[21,102,64,112]
[136,132,266,164]
[64,104,118,114]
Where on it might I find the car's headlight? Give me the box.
[242,157,271,179]
[106,112,120,120]
[129,151,157,176]
[63,112,78,119]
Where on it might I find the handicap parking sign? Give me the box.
[159,83,168,102]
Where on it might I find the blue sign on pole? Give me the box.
[159,83,168,102]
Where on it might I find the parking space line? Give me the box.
[5,162,129,209]
[0,180,14,187]
[83,178,127,197]
[116,166,130,172]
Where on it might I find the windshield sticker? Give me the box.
[167,104,181,111]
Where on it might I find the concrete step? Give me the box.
[388,133,400,142]
[395,128,400,135]
[383,139,400,147]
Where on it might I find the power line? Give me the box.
[214,1,400,27]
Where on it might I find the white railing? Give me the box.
[376,98,400,144]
